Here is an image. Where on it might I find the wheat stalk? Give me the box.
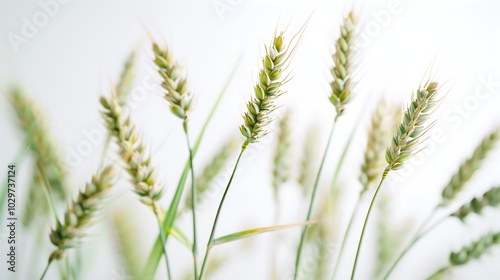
[353,80,442,280]
[329,12,357,116]
[152,39,200,276]
[40,166,115,279]
[451,186,500,221]
[295,12,359,279]
[441,129,500,205]
[183,136,239,210]
[199,25,304,280]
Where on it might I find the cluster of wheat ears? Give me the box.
[4,9,500,280]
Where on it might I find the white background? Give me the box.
[1,0,500,279]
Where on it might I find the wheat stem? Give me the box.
[184,122,199,278]
[382,213,447,280]
[331,197,361,279]
[40,259,53,280]
[153,205,172,279]
[294,118,338,280]
[198,142,248,280]
[351,173,387,280]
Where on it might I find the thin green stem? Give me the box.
[329,111,363,206]
[350,170,388,280]
[382,214,447,280]
[294,118,338,280]
[198,143,247,280]
[98,134,112,169]
[331,196,361,280]
[40,259,53,280]
[153,205,172,280]
[36,164,59,221]
[184,121,199,278]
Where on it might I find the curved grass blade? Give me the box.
[214,221,318,246]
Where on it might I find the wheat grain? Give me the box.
[441,129,500,204]
[329,12,357,116]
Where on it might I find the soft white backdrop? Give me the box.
[1,0,500,279]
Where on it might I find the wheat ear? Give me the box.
[441,129,499,205]
[9,88,66,200]
[427,231,500,279]
[100,92,171,277]
[451,186,500,221]
[116,51,136,106]
[40,166,115,279]
[329,12,357,116]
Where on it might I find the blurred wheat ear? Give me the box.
[441,129,500,205]
[427,231,500,279]
[8,88,67,227]
[40,166,115,279]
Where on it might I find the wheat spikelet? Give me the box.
[100,93,164,209]
[441,129,500,204]
[240,29,299,143]
[272,111,292,193]
[449,231,500,266]
[183,136,239,209]
[385,81,441,174]
[116,51,136,106]
[359,100,399,193]
[451,186,500,221]
[329,12,357,116]
[152,42,194,120]
[48,166,115,261]
[9,88,66,199]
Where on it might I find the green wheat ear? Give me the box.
[329,12,357,116]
